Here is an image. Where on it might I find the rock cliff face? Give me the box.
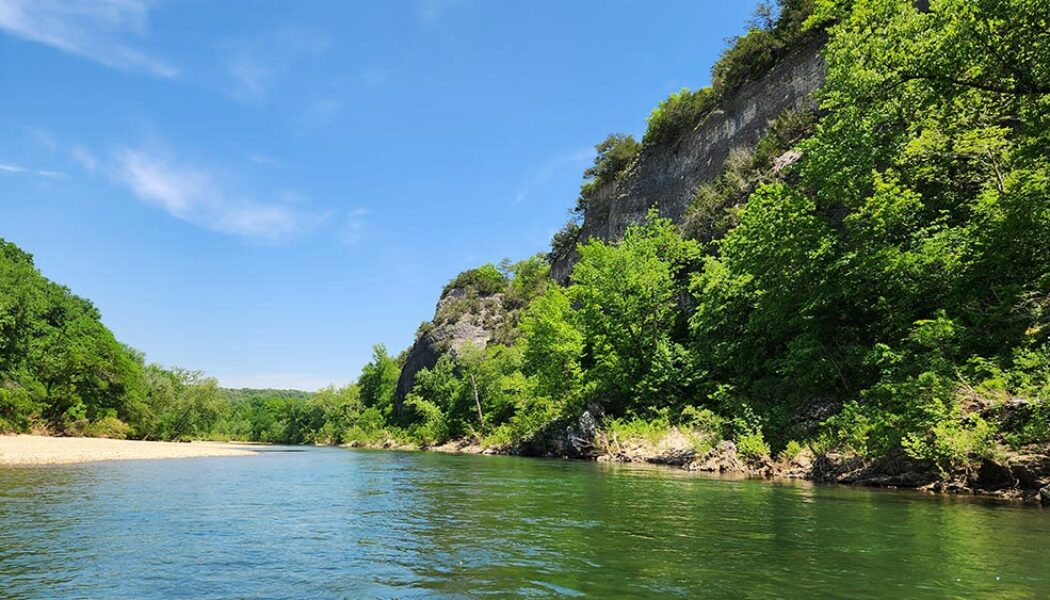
[551,37,826,282]
[394,287,507,414]
[398,38,827,405]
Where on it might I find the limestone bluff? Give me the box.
[397,36,826,407]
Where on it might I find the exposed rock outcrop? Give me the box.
[394,286,507,415]
[517,405,604,459]
[551,37,826,282]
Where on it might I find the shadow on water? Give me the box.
[1,447,1047,598]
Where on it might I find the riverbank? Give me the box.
[589,434,1050,506]
[0,434,260,465]
[343,426,1050,505]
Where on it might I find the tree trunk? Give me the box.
[470,374,485,434]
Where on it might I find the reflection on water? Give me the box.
[1,448,1047,598]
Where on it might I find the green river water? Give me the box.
[1,446,1047,598]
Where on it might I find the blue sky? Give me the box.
[0,0,757,390]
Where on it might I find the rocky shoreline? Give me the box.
[347,414,1050,506]
[594,437,1050,505]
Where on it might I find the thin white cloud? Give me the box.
[340,207,370,246]
[71,145,97,172]
[221,25,329,102]
[0,0,179,78]
[26,127,58,150]
[0,161,65,178]
[248,154,284,168]
[113,147,323,241]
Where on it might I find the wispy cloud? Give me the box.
[221,25,329,102]
[247,154,284,168]
[0,161,65,178]
[26,127,58,150]
[70,145,97,172]
[0,0,179,78]
[340,207,370,246]
[113,147,323,241]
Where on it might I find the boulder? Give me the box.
[688,441,745,474]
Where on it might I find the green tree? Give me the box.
[358,344,399,416]
[570,213,702,415]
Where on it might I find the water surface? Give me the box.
[1,447,1047,598]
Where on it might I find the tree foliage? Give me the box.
[4,1,1047,478]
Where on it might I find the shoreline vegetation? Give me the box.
[0,434,258,466]
[343,429,1050,506]
[2,1,1048,506]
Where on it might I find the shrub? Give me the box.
[679,405,726,435]
[779,439,805,462]
[643,87,715,147]
[71,416,132,439]
[549,220,581,261]
[902,415,998,477]
[577,133,640,215]
[736,429,771,459]
[404,394,449,445]
[483,395,560,448]
[0,379,42,433]
[415,321,435,339]
[443,264,506,296]
[711,0,820,96]
[606,413,673,446]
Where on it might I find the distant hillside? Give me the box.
[222,388,314,403]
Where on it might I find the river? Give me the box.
[1,446,1047,598]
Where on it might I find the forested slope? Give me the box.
[381,0,1050,497]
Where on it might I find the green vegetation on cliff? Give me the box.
[382,0,1050,476]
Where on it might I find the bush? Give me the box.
[678,405,726,435]
[902,415,998,477]
[71,416,132,439]
[0,379,42,433]
[483,395,560,448]
[779,439,805,462]
[736,429,771,459]
[643,87,715,147]
[549,221,581,261]
[404,394,449,445]
[577,133,640,215]
[711,0,820,96]
[606,412,673,446]
[415,320,435,339]
[443,264,507,296]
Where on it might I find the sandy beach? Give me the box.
[0,434,259,465]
